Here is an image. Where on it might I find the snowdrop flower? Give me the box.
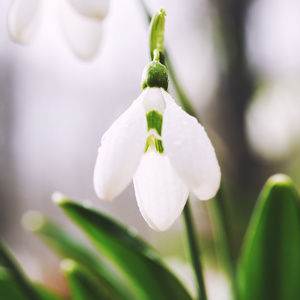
[94,59,221,231]
[7,0,109,59]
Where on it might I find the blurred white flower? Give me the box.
[93,87,221,231]
[246,79,300,160]
[7,0,109,59]
[247,0,300,77]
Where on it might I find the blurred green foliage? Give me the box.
[1,173,300,299]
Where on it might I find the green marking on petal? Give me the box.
[146,110,163,136]
[144,136,153,153]
[155,139,164,153]
[144,135,164,154]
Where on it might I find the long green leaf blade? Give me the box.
[35,284,66,300]
[61,259,111,300]
[0,240,41,300]
[237,174,300,300]
[0,267,27,300]
[23,211,133,300]
[0,266,65,300]
[54,193,192,300]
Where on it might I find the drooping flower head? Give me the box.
[7,0,109,60]
[93,50,221,231]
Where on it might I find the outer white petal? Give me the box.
[59,1,103,60]
[69,0,109,20]
[7,0,42,44]
[133,152,189,232]
[162,89,221,200]
[94,93,147,201]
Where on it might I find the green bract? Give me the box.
[142,60,168,91]
[149,7,166,65]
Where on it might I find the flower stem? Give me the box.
[163,30,238,300]
[183,199,207,300]
[211,187,239,300]
[166,46,237,297]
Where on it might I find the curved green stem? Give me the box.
[183,199,207,300]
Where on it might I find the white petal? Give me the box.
[7,0,42,44]
[59,1,103,60]
[162,89,221,200]
[69,0,109,20]
[94,93,147,201]
[133,152,189,232]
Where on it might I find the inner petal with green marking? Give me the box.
[144,134,164,154]
[145,109,165,154]
[146,110,163,136]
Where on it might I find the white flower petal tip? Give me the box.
[93,95,147,202]
[59,1,103,60]
[133,152,189,232]
[7,0,42,44]
[93,148,119,202]
[161,89,221,201]
[69,0,109,21]
[192,176,220,200]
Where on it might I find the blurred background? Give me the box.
[1,0,300,298]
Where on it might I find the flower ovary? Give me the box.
[141,61,168,91]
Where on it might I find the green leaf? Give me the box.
[61,259,111,300]
[23,211,133,300]
[0,267,27,300]
[35,284,65,300]
[54,193,192,300]
[0,266,65,300]
[237,174,300,300]
[0,240,41,300]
